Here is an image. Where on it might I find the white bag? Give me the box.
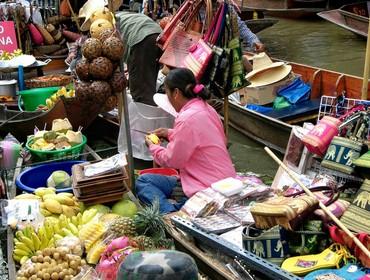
[118,94,174,160]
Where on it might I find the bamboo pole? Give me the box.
[361,20,370,100]
[224,96,229,140]
[264,146,370,259]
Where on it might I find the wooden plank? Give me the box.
[7,227,16,280]
[165,219,238,280]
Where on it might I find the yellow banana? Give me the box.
[47,237,55,248]
[54,234,64,241]
[23,226,33,239]
[53,223,61,235]
[44,222,54,239]
[71,216,79,226]
[61,228,73,237]
[59,214,68,228]
[14,242,32,254]
[38,227,48,249]
[40,208,52,216]
[82,209,98,224]
[14,249,30,257]
[13,253,22,262]
[18,236,34,252]
[68,223,79,236]
[76,213,82,225]
[31,232,41,251]
[20,256,29,265]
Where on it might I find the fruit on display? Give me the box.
[35,188,80,217]
[86,239,108,264]
[105,217,136,239]
[90,19,114,39]
[89,57,113,80]
[29,118,83,151]
[101,95,118,112]
[16,247,86,280]
[102,37,124,61]
[46,171,72,189]
[74,80,93,102]
[86,204,110,214]
[0,49,22,60]
[14,193,41,201]
[111,199,138,218]
[81,38,102,60]
[99,213,120,225]
[45,87,75,109]
[132,235,155,251]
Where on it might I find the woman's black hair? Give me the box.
[164,68,211,100]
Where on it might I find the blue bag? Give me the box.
[277,77,311,104]
[246,104,273,114]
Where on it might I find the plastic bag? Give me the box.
[277,77,311,104]
[273,96,291,110]
[118,94,174,160]
[72,266,101,280]
[246,104,273,114]
[56,236,84,256]
[0,133,22,170]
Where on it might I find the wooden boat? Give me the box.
[245,18,279,34]
[318,1,369,38]
[218,59,370,153]
[236,0,327,18]
[0,101,68,141]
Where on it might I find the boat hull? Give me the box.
[245,18,279,34]
[318,1,369,38]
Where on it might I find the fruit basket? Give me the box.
[25,74,73,89]
[26,135,87,161]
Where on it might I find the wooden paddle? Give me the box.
[264,146,370,259]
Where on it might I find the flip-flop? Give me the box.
[304,263,368,280]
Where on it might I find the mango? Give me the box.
[44,199,62,214]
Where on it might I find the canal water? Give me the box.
[229,17,368,178]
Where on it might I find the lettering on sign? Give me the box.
[0,21,18,54]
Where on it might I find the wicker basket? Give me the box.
[25,74,72,89]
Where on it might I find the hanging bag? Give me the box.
[158,0,212,69]
[182,3,225,81]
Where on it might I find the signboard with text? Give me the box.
[0,21,18,54]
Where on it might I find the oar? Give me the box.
[264,146,370,259]
[361,17,370,100]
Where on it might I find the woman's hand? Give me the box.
[145,135,154,147]
[151,128,169,139]
[254,42,265,53]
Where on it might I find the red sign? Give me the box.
[0,21,18,54]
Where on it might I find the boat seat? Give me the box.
[264,99,321,121]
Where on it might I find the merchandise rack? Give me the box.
[171,216,302,280]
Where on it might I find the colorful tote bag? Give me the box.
[321,136,363,174]
[302,116,341,157]
[340,179,370,235]
[242,224,289,265]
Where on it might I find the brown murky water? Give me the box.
[229,17,368,178]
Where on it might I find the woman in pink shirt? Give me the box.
[136,68,236,214]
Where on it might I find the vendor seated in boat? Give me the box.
[136,68,236,214]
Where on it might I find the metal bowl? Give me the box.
[0,79,17,97]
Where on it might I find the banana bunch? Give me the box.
[34,188,80,217]
[0,49,22,60]
[45,87,75,109]
[13,225,52,264]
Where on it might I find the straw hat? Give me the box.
[247,64,292,88]
[79,0,122,31]
[153,93,178,117]
[245,52,285,80]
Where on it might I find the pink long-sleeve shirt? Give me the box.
[149,98,236,197]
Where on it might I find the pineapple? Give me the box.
[134,199,167,241]
[132,235,155,251]
[105,217,136,239]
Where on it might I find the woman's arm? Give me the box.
[149,121,198,169]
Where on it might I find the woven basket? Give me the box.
[25,74,72,89]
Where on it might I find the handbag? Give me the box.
[183,3,225,81]
[225,8,249,95]
[242,224,289,265]
[302,116,341,157]
[287,220,328,256]
[158,0,211,69]
[321,136,363,174]
[250,195,319,231]
[340,179,370,235]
